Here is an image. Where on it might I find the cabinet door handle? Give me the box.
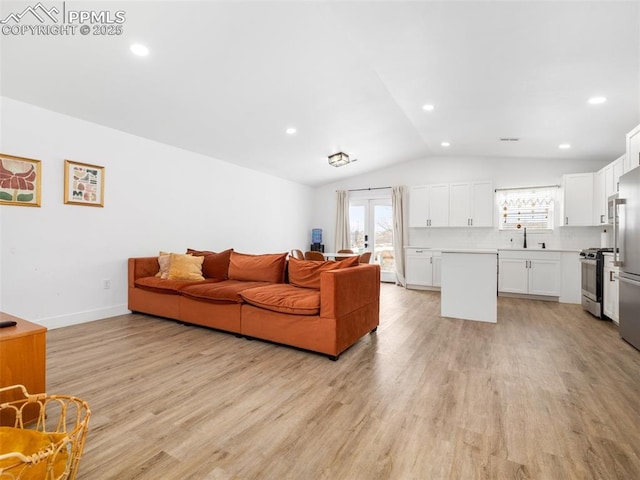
[610,270,615,282]
[430,257,433,264]
[565,217,569,225]
[470,218,473,226]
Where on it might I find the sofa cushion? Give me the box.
[167,253,205,281]
[228,252,287,283]
[186,248,233,280]
[240,284,320,315]
[180,280,272,303]
[135,276,216,294]
[288,256,360,289]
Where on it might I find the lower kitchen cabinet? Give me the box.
[498,251,561,297]
[603,253,619,323]
[405,248,441,289]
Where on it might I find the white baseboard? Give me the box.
[36,305,130,329]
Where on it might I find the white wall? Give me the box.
[312,155,617,252]
[0,98,313,328]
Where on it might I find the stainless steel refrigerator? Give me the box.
[615,167,640,350]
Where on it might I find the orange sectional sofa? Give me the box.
[127,249,380,360]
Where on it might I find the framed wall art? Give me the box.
[64,160,105,207]
[0,153,42,207]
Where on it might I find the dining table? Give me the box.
[321,252,360,260]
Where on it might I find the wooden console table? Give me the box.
[0,312,47,425]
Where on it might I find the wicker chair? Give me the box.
[0,385,91,480]
[335,249,354,261]
[289,249,304,260]
[304,251,325,261]
[359,252,372,264]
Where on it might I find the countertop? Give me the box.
[405,246,580,253]
[441,248,498,254]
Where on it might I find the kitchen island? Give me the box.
[441,249,498,323]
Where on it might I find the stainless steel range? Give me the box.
[579,247,614,318]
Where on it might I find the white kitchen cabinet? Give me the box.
[498,251,561,297]
[603,253,619,324]
[562,172,595,226]
[595,168,606,225]
[613,155,624,192]
[432,253,442,287]
[405,248,440,289]
[449,181,493,227]
[409,184,450,228]
[625,124,640,173]
[595,155,625,225]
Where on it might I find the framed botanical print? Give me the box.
[0,153,42,207]
[64,160,105,207]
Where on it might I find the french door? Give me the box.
[349,197,395,283]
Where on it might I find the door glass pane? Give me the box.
[374,204,394,274]
[349,205,365,252]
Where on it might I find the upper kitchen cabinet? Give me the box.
[594,155,625,225]
[625,124,640,173]
[409,184,450,227]
[562,173,595,226]
[449,181,494,227]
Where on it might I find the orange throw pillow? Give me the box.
[228,252,288,283]
[288,256,359,289]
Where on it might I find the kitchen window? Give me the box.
[496,186,557,231]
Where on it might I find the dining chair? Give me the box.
[359,252,372,264]
[290,249,304,260]
[304,251,325,261]
[336,249,354,261]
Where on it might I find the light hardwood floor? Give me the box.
[45,284,640,479]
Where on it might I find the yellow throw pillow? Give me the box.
[167,253,204,281]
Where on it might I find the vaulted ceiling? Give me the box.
[2,1,639,186]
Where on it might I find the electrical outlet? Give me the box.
[103,279,111,290]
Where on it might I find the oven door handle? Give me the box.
[618,275,640,287]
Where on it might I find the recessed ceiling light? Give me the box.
[130,44,149,56]
[422,104,435,111]
[559,143,571,149]
[441,141,450,147]
[285,127,297,135]
[588,96,607,105]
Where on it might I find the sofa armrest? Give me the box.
[320,264,380,318]
[128,257,160,288]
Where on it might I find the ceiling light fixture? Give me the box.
[588,96,607,105]
[559,143,571,149]
[328,152,356,167]
[286,127,297,135]
[130,44,149,56]
[422,104,435,111]
[441,142,450,147]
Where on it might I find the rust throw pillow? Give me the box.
[288,256,359,289]
[186,248,233,279]
[228,252,288,284]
